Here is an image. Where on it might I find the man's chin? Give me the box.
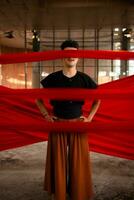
[67,64,75,68]
[66,61,77,67]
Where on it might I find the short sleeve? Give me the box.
[88,77,98,89]
[83,73,98,89]
[40,76,51,88]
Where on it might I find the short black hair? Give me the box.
[61,39,79,50]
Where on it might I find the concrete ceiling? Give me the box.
[0,0,134,49]
[0,0,133,30]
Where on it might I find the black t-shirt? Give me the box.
[41,70,97,119]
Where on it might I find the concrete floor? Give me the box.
[0,142,134,200]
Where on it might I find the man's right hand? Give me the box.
[44,115,54,122]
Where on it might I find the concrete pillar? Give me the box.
[32,30,40,88]
[32,62,41,88]
[0,46,2,85]
[120,28,131,78]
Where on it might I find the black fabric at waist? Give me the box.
[53,117,83,121]
[53,104,83,119]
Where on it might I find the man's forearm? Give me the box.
[87,99,101,121]
[36,98,49,117]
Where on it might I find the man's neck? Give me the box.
[62,67,77,78]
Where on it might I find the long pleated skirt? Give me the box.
[44,125,93,200]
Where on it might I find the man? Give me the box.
[36,40,100,200]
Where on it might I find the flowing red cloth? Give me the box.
[0,50,134,64]
[0,75,134,160]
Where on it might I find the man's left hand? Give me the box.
[80,116,92,122]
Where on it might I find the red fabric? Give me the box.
[0,75,134,160]
[0,49,134,65]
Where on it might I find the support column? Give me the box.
[111,28,114,81]
[32,30,40,88]
[0,46,2,85]
[82,28,85,72]
[120,28,131,78]
[95,28,99,82]
[24,28,28,88]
